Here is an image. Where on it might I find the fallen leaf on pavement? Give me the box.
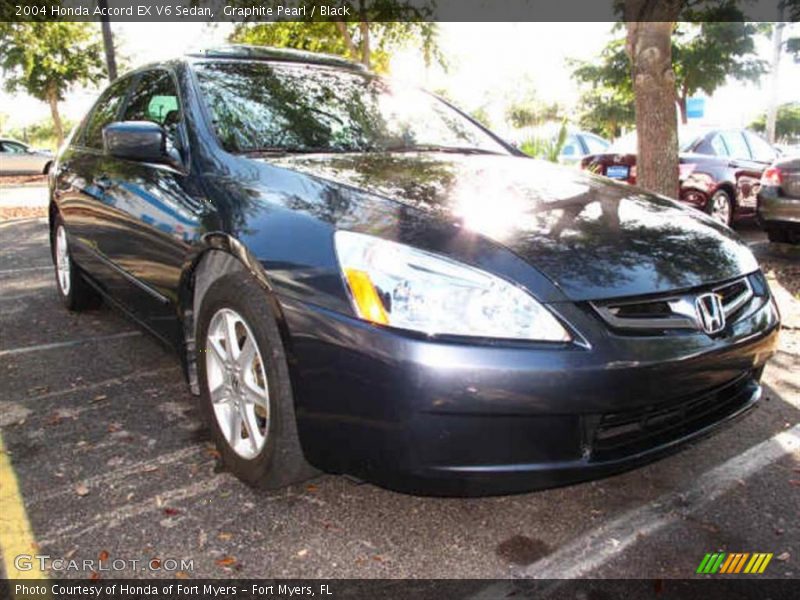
[74,484,89,497]
[297,549,308,558]
[163,508,180,516]
[215,557,236,567]
[776,552,790,562]
[91,394,108,403]
[98,550,109,561]
[175,571,190,579]
[217,532,232,541]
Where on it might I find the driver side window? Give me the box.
[123,70,182,148]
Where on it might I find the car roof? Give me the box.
[0,138,26,144]
[185,45,368,72]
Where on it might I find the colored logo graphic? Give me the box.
[697,553,773,574]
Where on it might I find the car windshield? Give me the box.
[608,129,706,154]
[193,61,509,156]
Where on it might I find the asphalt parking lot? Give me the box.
[0,217,798,582]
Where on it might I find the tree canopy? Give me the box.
[228,1,442,73]
[573,21,767,134]
[0,22,106,144]
[750,102,800,142]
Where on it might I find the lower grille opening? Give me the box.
[591,374,756,462]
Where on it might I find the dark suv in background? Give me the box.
[48,46,780,495]
[581,128,779,226]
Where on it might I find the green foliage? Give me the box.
[469,105,491,128]
[572,21,767,131]
[750,102,800,142]
[505,101,562,129]
[228,1,441,73]
[576,86,634,139]
[0,22,106,103]
[520,121,569,163]
[5,117,77,151]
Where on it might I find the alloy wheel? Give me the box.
[205,308,270,459]
[55,225,71,296]
[710,191,731,226]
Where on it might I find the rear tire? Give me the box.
[767,228,789,244]
[51,217,100,311]
[196,273,317,489]
[706,189,733,227]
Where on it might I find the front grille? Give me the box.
[592,276,755,334]
[591,374,756,461]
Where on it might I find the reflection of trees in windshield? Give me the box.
[193,61,506,154]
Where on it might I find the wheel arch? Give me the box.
[177,233,294,396]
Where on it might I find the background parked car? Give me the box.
[505,124,609,165]
[0,138,54,174]
[581,128,779,226]
[757,156,800,244]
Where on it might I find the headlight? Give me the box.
[334,231,570,342]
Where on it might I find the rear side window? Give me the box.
[582,134,609,155]
[123,70,181,145]
[561,135,580,157]
[1,141,27,153]
[744,131,777,163]
[83,77,131,149]
[721,131,751,160]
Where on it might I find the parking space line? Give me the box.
[0,331,141,358]
[0,434,48,580]
[0,266,52,275]
[31,445,206,506]
[19,365,180,403]
[522,424,800,579]
[40,476,225,545]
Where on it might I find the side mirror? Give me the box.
[103,121,169,164]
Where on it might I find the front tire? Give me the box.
[196,273,317,489]
[706,189,733,227]
[51,217,100,311]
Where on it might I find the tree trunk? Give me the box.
[47,87,64,147]
[98,0,118,81]
[677,92,688,125]
[359,21,371,68]
[334,22,359,60]
[625,19,679,198]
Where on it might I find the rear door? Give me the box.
[91,68,204,345]
[54,75,134,291]
[1,141,34,173]
[720,130,763,213]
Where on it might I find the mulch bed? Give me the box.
[0,206,47,221]
[0,174,47,186]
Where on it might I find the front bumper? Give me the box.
[279,292,780,496]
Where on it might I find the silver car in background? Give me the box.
[0,139,54,174]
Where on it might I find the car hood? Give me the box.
[268,152,758,301]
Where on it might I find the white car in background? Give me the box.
[0,139,54,175]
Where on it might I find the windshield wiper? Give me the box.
[381,144,504,155]
[239,147,344,156]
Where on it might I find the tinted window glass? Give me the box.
[1,142,27,153]
[561,135,580,157]
[84,78,130,148]
[123,70,181,144]
[193,61,508,155]
[582,134,608,155]
[721,131,751,160]
[744,131,777,163]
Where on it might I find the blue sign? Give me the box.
[686,97,705,119]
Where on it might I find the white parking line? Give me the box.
[522,424,800,579]
[0,265,52,275]
[0,331,141,358]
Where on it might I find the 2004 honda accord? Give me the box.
[49,46,780,495]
